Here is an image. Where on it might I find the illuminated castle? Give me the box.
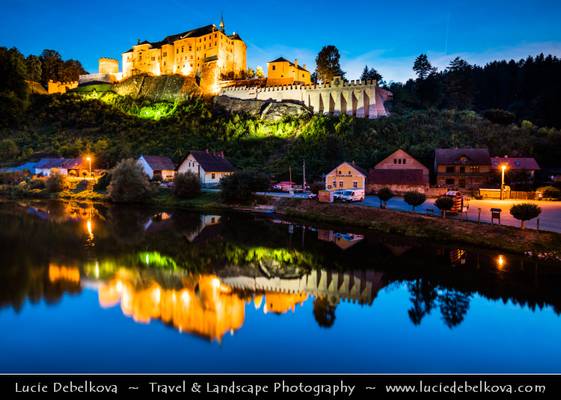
[121,17,246,91]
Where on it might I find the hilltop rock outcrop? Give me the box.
[213,95,312,121]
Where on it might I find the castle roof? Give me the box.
[124,24,233,53]
[268,57,309,72]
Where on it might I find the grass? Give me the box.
[276,198,561,259]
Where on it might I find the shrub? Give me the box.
[435,196,454,218]
[310,181,325,194]
[0,171,25,185]
[403,191,426,211]
[45,173,66,193]
[93,172,111,192]
[510,203,541,229]
[174,172,201,199]
[220,171,270,204]
[483,109,516,125]
[108,158,152,203]
[377,187,394,208]
[537,186,561,200]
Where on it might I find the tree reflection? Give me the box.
[407,279,438,325]
[313,297,338,328]
[438,289,471,328]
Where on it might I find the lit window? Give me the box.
[339,181,343,188]
[353,181,358,188]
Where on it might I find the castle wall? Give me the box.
[220,78,389,119]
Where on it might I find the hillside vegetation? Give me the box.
[1,91,560,182]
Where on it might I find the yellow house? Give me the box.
[121,18,246,93]
[325,162,367,191]
[267,57,311,86]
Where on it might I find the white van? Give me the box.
[334,190,365,202]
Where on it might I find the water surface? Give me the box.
[1,200,560,373]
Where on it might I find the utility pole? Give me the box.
[302,160,306,191]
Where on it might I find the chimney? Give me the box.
[294,59,298,69]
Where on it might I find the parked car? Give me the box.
[334,190,365,202]
[272,181,296,192]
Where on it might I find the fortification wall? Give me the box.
[47,80,78,94]
[220,79,389,119]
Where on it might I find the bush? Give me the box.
[45,173,66,193]
[403,191,426,211]
[510,203,541,229]
[107,158,152,203]
[174,172,201,199]
[537,186,561,200]
[483,109,516,125]
[310,181,325,194]
[435,196,454,218]
[0,171,25,185]
[377,187,394,208]
[220,171,270,204]
[93,172,111,192]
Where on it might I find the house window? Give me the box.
[459,179,466,188]
[402,159,407,164]
[339,181,343,188]
[211,173,216,179]
[460,166,466,173]
[446,178,455,185]
[394,159,397,164]
[446,166,455,173]
[332,180,336,188]
[272,65,276,71]
[353,181,358,188]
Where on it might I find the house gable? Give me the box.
[374,149,429,175]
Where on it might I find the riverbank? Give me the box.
[2,186,561,260]
[275,199,561,260]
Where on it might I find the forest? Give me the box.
[1,46,561,181]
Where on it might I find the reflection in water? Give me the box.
[98,272,245,342]
[2,200,561,346]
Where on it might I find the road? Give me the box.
[361,196,561,233]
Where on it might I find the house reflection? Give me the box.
[317,229,365,250]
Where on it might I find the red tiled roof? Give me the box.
[491,157,540,170]
[368,169,427,185]
[435,148,491,165]
[141,155,176,171]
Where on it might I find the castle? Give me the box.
[76,18,390,118]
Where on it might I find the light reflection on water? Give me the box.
[1,199,561,372]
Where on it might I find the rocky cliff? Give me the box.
[112,75,200,101]
[213,95,312,121]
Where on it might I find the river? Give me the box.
[1,199,560,373]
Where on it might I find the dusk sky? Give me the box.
[1,0,561,82]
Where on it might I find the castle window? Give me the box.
[151,57,155,61]
[272,66,276,71]
[176,49,179,54]
[163,52,167,57]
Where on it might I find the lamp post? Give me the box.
[500,164,507,200]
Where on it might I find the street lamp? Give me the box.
[500,164,508,200]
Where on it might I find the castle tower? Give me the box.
[219,14,225,32]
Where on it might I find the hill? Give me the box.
[1,91,560,182]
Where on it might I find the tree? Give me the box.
[444,57,474,109]
[255,66,264,78]
[315,45,345,83]
[0,47,28,99]
[93,172,111,192]
[25,55,42,82]
[435,196,454,218]
[108,158,152,203]
[40,49,63,84]
[246,68,255,79]
[45,173,66,193]
[360,65,382,83]
[174,172,201,199]
[0,138,19,161]
[220,171,270,203]
[413,54,434,80]
[403,191,426,211]
[509,203,541,229]
[377,187,394,208]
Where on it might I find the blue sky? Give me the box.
[1,0,561,82]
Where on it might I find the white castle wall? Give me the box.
[220,79,389,119]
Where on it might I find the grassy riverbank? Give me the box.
[275,199,561,260]
[2,185,560,259]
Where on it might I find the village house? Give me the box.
[435,148,491,190]
[177,150,235,187]
[491,156,540,180]
[34,157,91,177]
[325,162,367,192]
[138,155,176,181]
[367,149,429,194]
